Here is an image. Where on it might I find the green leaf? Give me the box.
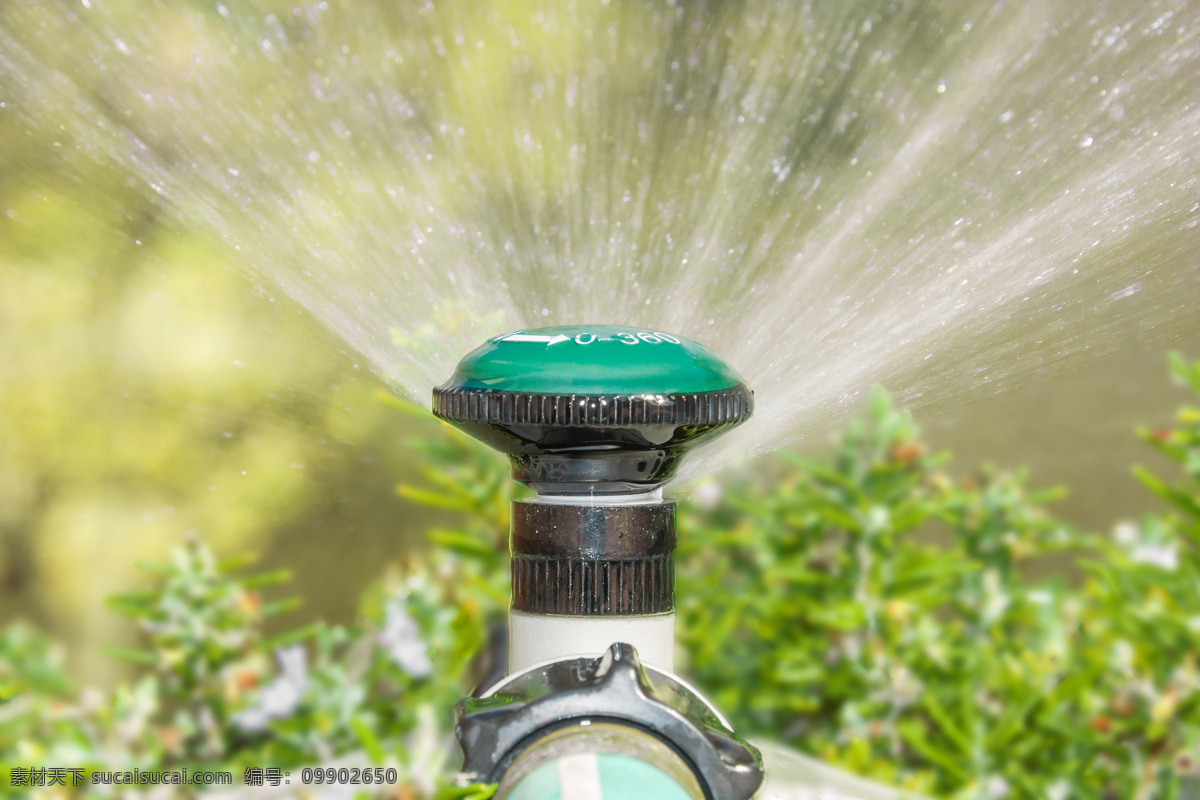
[351,716,386,764]
[260,598,302,616]
[428,529,498,562]
[1168,350,1200,394]
[433,784,498,800]
[898,719,971,781]
[921,690,974,757]
[1133,465,1200,518]
[398,484,472,511]
[241,569,293,588]
[262,622,323,650]
[102,645,157,665]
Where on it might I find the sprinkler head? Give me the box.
[433,325,753,495]
[438,328,765,799]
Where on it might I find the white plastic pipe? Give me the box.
[509,610,675,673]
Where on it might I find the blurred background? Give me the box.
[2,0,1198,692]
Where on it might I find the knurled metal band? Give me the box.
[433,384,752,428]
[512,554,675,615]
[510,501,676,616]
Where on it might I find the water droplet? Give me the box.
[1107,282,1142,301]
[1080,135,1094,148]
[936,81,946,94]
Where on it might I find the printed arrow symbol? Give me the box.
[502,333,571,345]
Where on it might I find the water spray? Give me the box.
[433,325,763,799]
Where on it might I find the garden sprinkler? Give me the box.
[434,325,762,800]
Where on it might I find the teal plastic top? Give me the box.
[445,325,745,395]
[506,753,696,800]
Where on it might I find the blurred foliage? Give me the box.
[676,378,1198,798]
[1,539,497,798]
[2,354,1199,799]
[0,172,443,683]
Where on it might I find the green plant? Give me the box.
[673,360,1199,799]
[0,538,497,797]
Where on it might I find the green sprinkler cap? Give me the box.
[433,325,753,495]
[445,324,745,395]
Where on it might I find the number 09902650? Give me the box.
[300,767,398,785]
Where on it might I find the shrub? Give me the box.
[676,371,1198,797]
